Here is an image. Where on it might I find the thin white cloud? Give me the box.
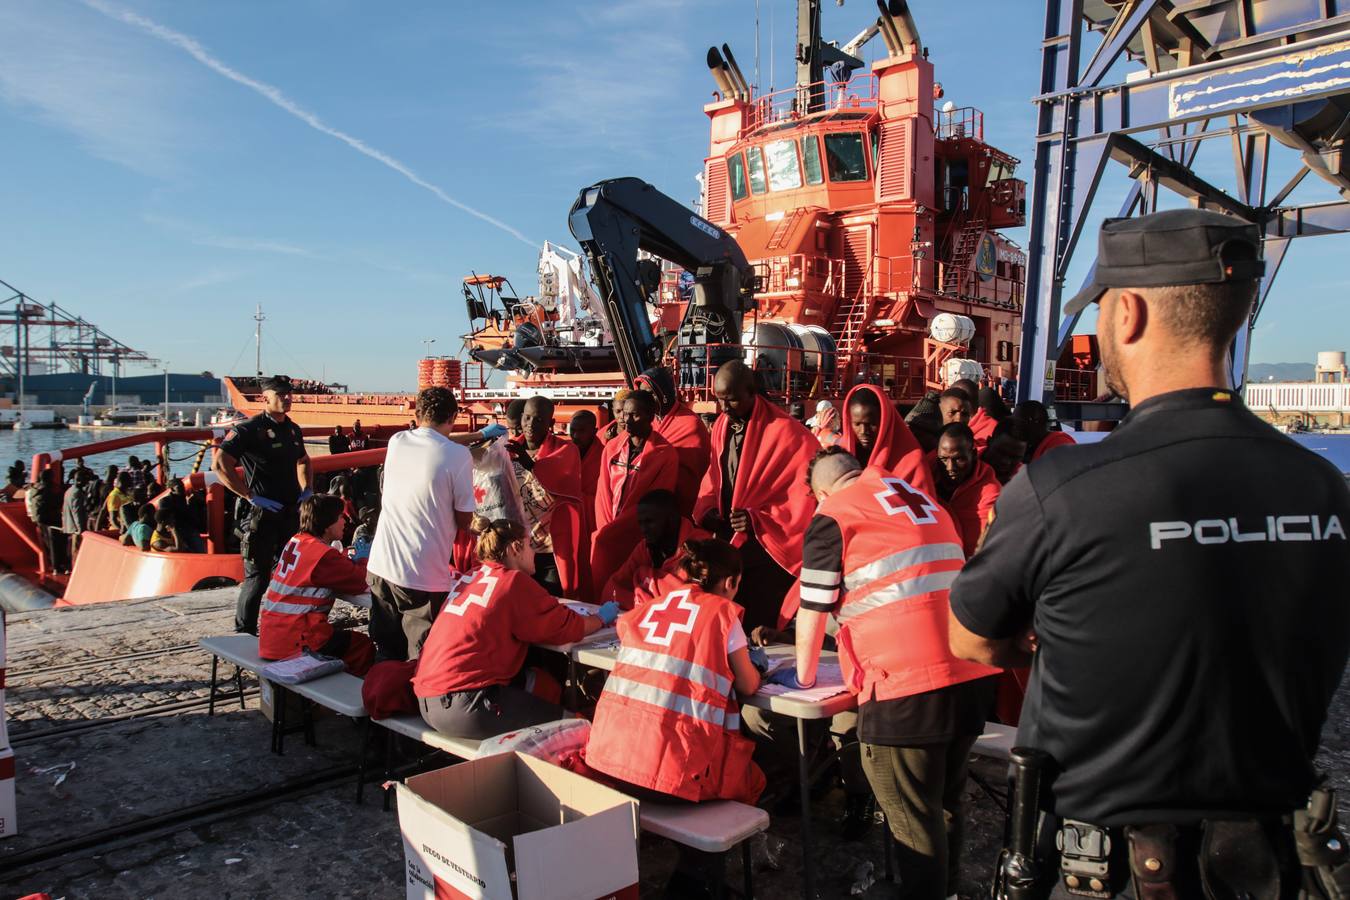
[82,0,539,249]
[0,2,186,176]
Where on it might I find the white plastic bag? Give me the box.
[475,718,591,764]
[471,436,525,525]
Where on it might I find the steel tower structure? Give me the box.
[0,278,155,380]
[1020,0,1350,414]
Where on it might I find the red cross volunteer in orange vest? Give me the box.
[773,448,999,898]
[258,494,376,676]
[585,538,765,805]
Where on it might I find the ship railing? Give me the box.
[669,340,929,407]
[935,106,984,142]
[752,254,846,296]
[19,437,392,581]
[1055,367,1099,403]
[740,74,879,137]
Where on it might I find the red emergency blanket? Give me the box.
[653,400,711,517]
[590,432,679,594]
[839,384,938,498]
[693,396,818,576]
[518,434,584,597]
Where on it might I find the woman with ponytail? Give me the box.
[413,516,619,739]
[584,538,765,804]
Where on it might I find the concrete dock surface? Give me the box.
[0,589,1345,899]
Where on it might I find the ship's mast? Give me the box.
[253,305,264,376]
[796,0,823,113]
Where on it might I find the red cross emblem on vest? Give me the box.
[874,477,939,525]
[442,567,495,618]
[638,588,700,647]
[276,538,301,578]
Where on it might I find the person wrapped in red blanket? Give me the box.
[258,494,375,676]
[693,360,818,630]
[838,383,939,499]
[569,408,604,599]
[590,390,679,590]
[505,397,584,597]
[635,367,711,518]
[968,387,1009,452]
[1012,399,1077,461]
[599,489,709,610]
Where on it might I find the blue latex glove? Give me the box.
[767,666,814,690]
[748,646,771,673]
[297,488,314,503]
[249,493,284,513]
[480,423,508,440]
[595,601,620,626]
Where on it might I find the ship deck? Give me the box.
[1,591,1347,898]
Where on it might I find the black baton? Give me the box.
[1002,746,1051,900]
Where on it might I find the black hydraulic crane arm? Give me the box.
[568,177,756,385]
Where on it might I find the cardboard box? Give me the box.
[0,746,16,838]
[397,752,639,900]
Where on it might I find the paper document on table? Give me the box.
[560,600,599,616]
[757,663,848,701]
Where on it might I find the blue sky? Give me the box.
[0,0,1342,391]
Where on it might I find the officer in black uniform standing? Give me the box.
[948,209,1350,898]
[214,375,313,634]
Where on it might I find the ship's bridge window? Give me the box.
[746,146,768,194]
[824,133,868,182]
[765,139,803,191]
[801,135,824,185]
[727,152,749,201]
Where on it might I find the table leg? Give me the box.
[208,656,218,717]
[797,717,815,899]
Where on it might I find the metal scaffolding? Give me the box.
[0,278,155,381]
[1020,0,1350,412]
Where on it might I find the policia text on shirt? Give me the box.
[947,211,1350,899]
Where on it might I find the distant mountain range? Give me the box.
[1249,362,1315,382]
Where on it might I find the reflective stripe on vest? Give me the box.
[261,598,325,616]
[843,542,965,592]
[838,570,960,622]
[267,581,332,599]
[604,675,738,730]
[616,645,732,696]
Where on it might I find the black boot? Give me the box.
[840,793,874,841]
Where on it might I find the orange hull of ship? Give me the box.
[60,533,244,606]
[224,378,417,428]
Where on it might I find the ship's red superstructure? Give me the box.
[230,2,1039,427]
[694,52,1026,400]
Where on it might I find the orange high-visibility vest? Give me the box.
[258,533,337,659]
[820,468,1000,702]
[585,585,765,804]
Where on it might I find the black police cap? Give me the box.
[260,375,293,393]
[1064,209,1265,315]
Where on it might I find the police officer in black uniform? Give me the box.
[214,375,313,634]
[948,209,1350,898]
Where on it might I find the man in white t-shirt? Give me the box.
[366,387,483,660]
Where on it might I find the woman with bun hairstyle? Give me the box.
[413,516,618,739]
[584,538,765,804]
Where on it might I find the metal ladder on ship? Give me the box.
[942,218,987,296]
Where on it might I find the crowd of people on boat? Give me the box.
[16,453,210,573]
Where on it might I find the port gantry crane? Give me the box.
[1022,0,1350,420]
